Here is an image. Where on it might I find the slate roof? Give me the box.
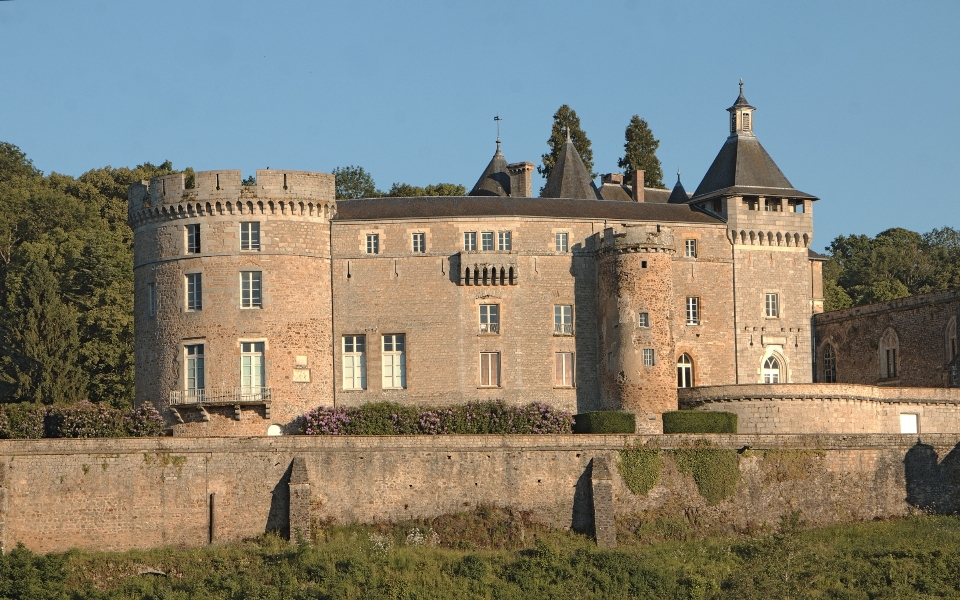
[334,196,722,224]
[597,183,632,202]
[667,176,690,204]
[469,143,511,197]
[690,134,817,201]
[540,137,600,200]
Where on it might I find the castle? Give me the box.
[126,86,958,437]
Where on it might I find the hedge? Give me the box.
[302,400,573,435]
[662,410,737,434]
[572,411,636,434]
[0,401,166,439]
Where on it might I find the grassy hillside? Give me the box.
[4,511,960,599]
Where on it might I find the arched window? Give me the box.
[879,328,900,379]
[677,354,693,388]
[946,317,958,365]
[762,356,781,383]
[823,344,837,383]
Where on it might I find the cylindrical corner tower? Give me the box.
[597,225,678,433]
[127,169,336,436]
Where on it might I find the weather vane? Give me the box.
[494,115,502,145]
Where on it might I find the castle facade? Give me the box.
[128,87,827,435]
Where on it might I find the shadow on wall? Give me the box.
[266,461,293,539]
[904,441,960,514]
[571,459,594,536]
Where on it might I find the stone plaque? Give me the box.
[293,369,310,382]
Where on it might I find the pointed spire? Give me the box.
[541,136,599,199]
[667,168,689,204]
[469,139,511,197]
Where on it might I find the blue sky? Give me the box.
[1,0,957,249]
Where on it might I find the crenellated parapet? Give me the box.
[128,169,336,228]
[596,224,676,257]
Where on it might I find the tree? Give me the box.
[618,115,665,188]
[538,105,594,181]
[1,255,87,404]
[333,166,378,199]
[385,182,466,197]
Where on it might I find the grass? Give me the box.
[5,511,960,599]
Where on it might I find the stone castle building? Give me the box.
[127,86,832,436]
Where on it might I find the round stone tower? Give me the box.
[127,169,336,436]
[597,225,678,433]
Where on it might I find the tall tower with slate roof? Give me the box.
[685,82,823,384]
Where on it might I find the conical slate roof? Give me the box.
[469,142,511,197]
[690,135,816,201]
[667,174,689,204]
[540,135,599,200]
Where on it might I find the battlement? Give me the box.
[598,224,675,254]
[127,169,335,211]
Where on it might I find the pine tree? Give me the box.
[1,256,87,404]
[618,115,665,189]
[538,105,595,180]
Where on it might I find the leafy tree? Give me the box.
[618,115,665,188]
[0,142,41,183]
[385,182,466,197]
[538,105,594,181]
[0,254,87,404]
[333,165,378,199]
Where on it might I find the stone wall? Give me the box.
[1,434,958,554]
[681,383,960,433]
[813,288,960,387]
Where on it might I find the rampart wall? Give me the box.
[681,383,960,433]
[1,434,957,554]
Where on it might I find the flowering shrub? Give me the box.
[0,401,165,439]
[0,403,47,439]
[301,400,573,435]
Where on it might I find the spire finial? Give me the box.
[677,167,681,183]
[494,115,502,151]
[739,78,743,94]
[565,127,571,142]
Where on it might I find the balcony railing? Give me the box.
[170,387,273,406]
[555,323,573,335]
[479,323,500,334]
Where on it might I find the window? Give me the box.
[677,354,693,388]
[479,304,499,334]
[241,271,262,309]
[382,334,406,389]
[186,224,201,254]
[554,305,573,335]
[764,198,781,212]
[742,112,751,131]
[788,200,804,213]
[481,231,494,251]
[946,317,957,364]
[412,232,425,253]
[555,352,574,387]
[879,329,899,379]
[366,233,379,254]
[480,352,500,387]
[823,343,837,383]
[743,198,759,211]
[464,232,477,251]
[684,239,697,258]
[642,348,655,367]
[762,355,781,383]
[638,312,650,328]
[342,335,366,390]
[147,282,157,317]
[240,341,265,397]
[765,293,779,318]
[900,413,919,434]
[185,273,202,311]
[240,222,260,251]
[555,232,568,252]
[685,297,700,325]
[498,231,512,251]
[185,344,204,399]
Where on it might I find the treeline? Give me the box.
[823,227,960,310]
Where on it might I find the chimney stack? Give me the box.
[632,170,645,202]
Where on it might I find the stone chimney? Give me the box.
[601,173,625,185]
[507,162,535,198]
[632,170,645,202]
